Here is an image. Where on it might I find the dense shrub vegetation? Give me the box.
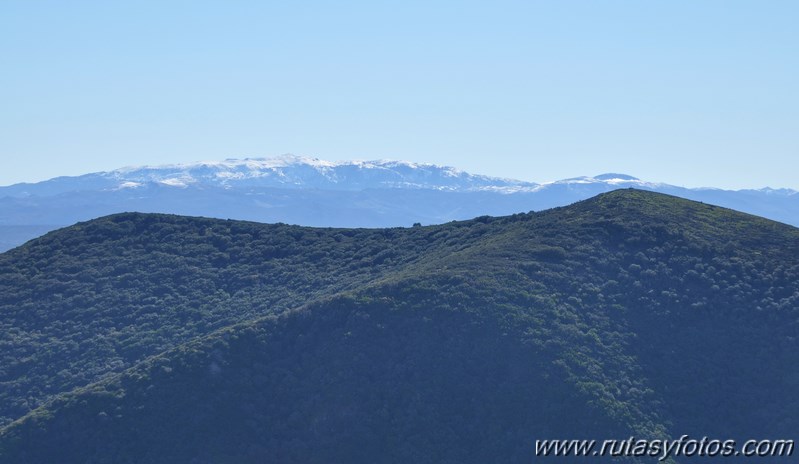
[0,213,482,426]
[1,190,798,463]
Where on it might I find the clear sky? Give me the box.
[1,1,797,189]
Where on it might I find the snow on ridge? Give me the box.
[114,156,411,177]
[102,156,540,191]
[594,173,640,181]
[21,157,796,194]
[539,174,666,189]
[159,178,193,188]
[746,187,798,196]
[116,181,143,189]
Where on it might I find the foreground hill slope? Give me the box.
[1,190,798,463]
[0,213,478,425]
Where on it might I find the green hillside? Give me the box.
[1,190,798,463]
[0,212,477,426]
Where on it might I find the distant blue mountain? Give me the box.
[1,155,797,251]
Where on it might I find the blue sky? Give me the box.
[1,1,797,188]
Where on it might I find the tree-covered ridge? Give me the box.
[1,189,798,463]
[0,212,491,426]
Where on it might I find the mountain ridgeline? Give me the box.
[2,156,798,252]
[1,190,798,463]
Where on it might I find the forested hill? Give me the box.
[1,189,798,463]
[0,211,470,426]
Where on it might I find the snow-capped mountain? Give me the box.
[1,156,797,252]
[0,155,538,196]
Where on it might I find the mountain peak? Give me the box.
[593,173,639,181]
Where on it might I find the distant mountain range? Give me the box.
[1,155,797,251]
